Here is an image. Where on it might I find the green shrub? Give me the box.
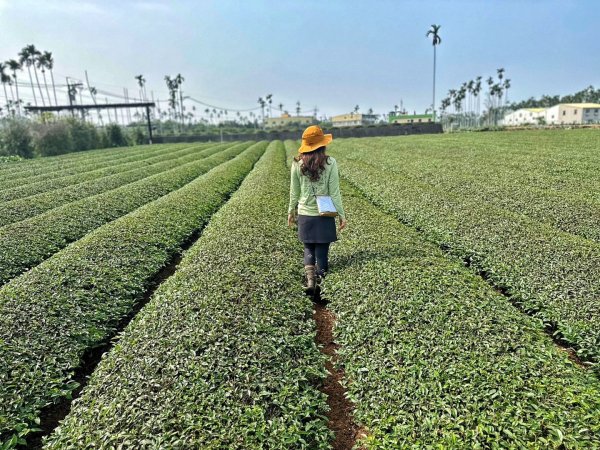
[132,126,146,145]
[0,119,34,158]
[105,123,129,147]
[65,118,102,151]
[33,121,74,156]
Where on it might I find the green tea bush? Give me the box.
[323,182,600,447]
[0,143,227,226]
[0,142,254,285]
[44,141,331,449]
[0,142,267,448]
[329,133,600,370]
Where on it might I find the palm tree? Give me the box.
[29,45,46,106]
[278,102,283,114]
[503,78,511,105]
[466,80,474,124]
[497,68,505,82]
[0,63,12,113]
[486,77,494,124]
[18,45,39,106]
[135,74,146,101]
[265,94,273,117]
[174,73,185,125]
[474,76,482,120]
[36,52,53,106]
[353,105,360,114]
[42,51,58,106]
[426,24,442,122]
[257,97,266,123]
[6,60,22,115]
[296,101,301,116]
[165,75,177,119]
[447,89,457,113]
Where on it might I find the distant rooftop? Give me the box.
[391,114,433,119]
[561,103,600,108]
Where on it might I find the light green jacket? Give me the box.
[288,156,346,220]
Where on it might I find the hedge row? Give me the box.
[0,141,254,286]
[0,143,211,203]
[0,144,182,185]
[0,141,267,448]
[329,146,600,371]
[44,141,331,449]
[333,136,600,242]
[322,180,600,447]
[0,142,231,227]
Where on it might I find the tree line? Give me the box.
[509,85,600,110]
[439,68,511,128]
[0,44,59,116]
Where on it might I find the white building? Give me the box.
[503,108,546,125]
[331,113,378,127]
[544,103,600,125]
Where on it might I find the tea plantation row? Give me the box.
[0,142,267,448]
[0,143,211,203]
[333,133,600,242]
[0,143,225,226]
[328,138,600,371]
[324,181,600,448]
[44,142,332,449]
[0,143,186,189]
[0,142,253,285]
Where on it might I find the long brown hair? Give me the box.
[294,146,331,182]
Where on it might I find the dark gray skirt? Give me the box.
[297,215,337,243]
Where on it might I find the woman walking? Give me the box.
[288,125,347,294]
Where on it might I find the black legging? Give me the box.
[304,243,330,273]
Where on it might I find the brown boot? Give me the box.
[304,265,316,294]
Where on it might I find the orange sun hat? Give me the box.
[298,125,333,153]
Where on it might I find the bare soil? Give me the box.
[313,298,362,450]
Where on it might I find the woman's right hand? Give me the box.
[288,214,295,227]
[339,218,347,230]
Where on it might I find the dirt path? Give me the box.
[313,298,363,449]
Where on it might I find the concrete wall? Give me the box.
[153,122,443,144]
[504,109,545,125]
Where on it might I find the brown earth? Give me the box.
[313,300,365,449]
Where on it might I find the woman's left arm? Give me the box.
[328,159,346,225]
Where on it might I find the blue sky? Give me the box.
[1,0,598,118]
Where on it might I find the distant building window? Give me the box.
[574,110,578,114]
[563,111,566,116]
[595,109,598,113]
[418,119,422,122]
